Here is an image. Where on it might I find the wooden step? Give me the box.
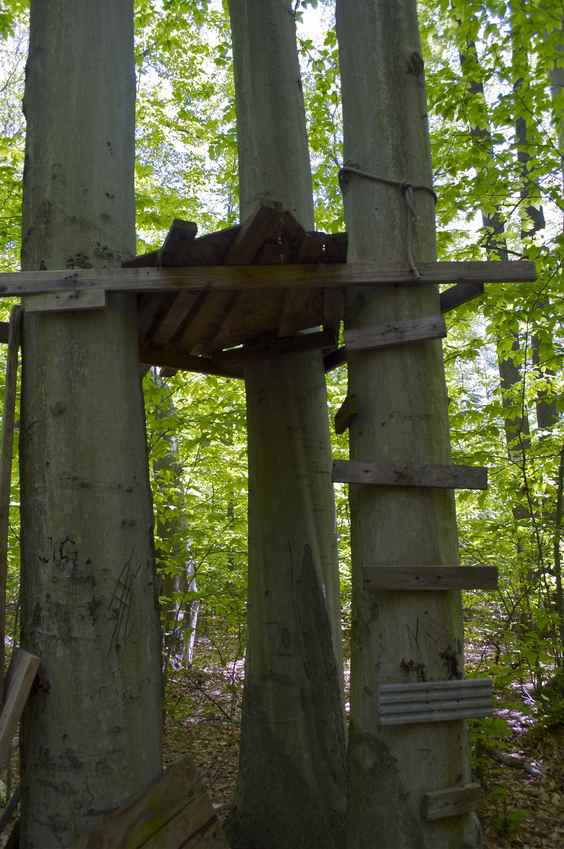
[363,565,498,591]
[377,679,493,726]
[332,460,487,490]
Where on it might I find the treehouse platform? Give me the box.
[0,203,536,379]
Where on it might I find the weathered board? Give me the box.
[332,460,488,490]
[378,679,493,726]
[334,395,358,435]
[139,345,243,380]
[440,282,484,313]
[422,783,483,821]
[0,259,536,298]
[73,756,228,849]
[363,565,498,591]
[0,649,41,769]
[217,329,337,369]
[23,288,107,312]
[345,315,446,352]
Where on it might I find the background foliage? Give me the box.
[0,0,561,743]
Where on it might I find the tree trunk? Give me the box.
[336,2,479,847]
[19,3,162,847]
[152,373,198,673]
[229,3,346,848]
[458,42,530,458]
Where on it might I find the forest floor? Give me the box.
[163,651,564,849]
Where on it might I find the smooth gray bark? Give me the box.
[229,2,345,848]
[336,2,479,848]
[20,3,162,847]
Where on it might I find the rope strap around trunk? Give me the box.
[338,165,437,280]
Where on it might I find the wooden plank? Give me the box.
[138,293,174,339]
[123,249,160,268]
[0,649,40,769]
[334,395,358,435]
[227,203,293,264]
[332,460,488,490]
[0,308,20,687]
[345,315,446,352]
[0,260,537,298]
[185,205,292,354]
[440,282,484,313]
[73,756,229,849]
[323,287,344,331]
[159,219,198,265]
[324,347,347,372]
[23,288,106,313]
[363,565,498,591]
[218,329,337,369]
[0,323,9,343]
[378,679,493,726]
[176,226,240,267]
[422,783,483,821]
[139,345,243,379]
[150,291,203,347]
[278,231,325,336]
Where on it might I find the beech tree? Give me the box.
[336,1,479,847]
[19,2,162,846]
[228,2,345,848]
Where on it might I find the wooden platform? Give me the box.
[0,204,536,377]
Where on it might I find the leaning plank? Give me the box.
[324,347,347,372]
[378,679,493,726]
[422,783,483,821]
[73,756,229,849]
[0,260,536,297]
[440,282,484,313]
[23,288,106,313]
[0,649,40,769]
[332,460,487,490]
[0,308,20,684]
[363,565,498,591]
[139,345,243,380]
[345,315,446,352]
[334,395,358,435]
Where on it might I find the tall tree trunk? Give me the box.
[229,3,346,848]
[458,41,530,458]
[152,373,199,673]
[337,2,479,847]
[19,3,162,847]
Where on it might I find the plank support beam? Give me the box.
[334,395,358,434]
[0,260,536,298]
